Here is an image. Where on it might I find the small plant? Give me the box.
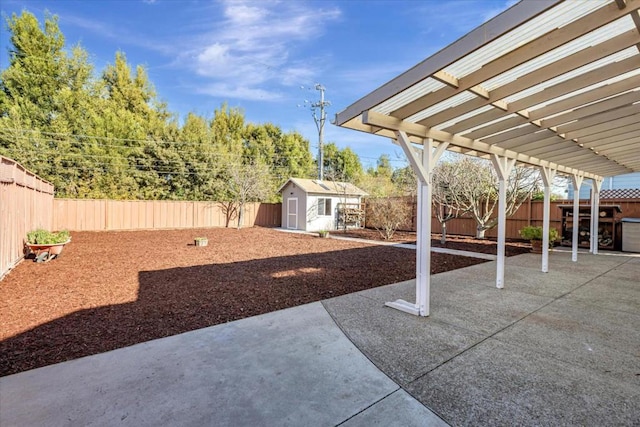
[519,226,558,246]
[318,230,329,238]
[26,229,70,245]
[368,198,411,240]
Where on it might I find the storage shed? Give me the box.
[279,178,368,232]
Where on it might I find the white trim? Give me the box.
[570,174,584,262]
[287,198,298,230]
[540,166,557,273]
[386,137,447,317]
[491,155,515,289]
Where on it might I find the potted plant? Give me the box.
[194,237,208,247]
[26,229,71,262]
[519,226,558,254]
[318,230,329,238]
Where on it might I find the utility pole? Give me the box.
[309,84,330,181]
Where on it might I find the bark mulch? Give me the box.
[0,227,530,377]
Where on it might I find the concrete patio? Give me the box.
[1,251,638,426]
[324,250,640,425]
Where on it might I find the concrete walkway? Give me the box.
[1,251,638,426]
[276,228,497,260]
[329,234,498,260]
[0,303,445,427]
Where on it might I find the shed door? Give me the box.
[287,198,298,229]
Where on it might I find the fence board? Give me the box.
[52,199,282,231]
[366,197,640,239]
[1,156,54,279]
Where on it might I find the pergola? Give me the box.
[335,0,640,316]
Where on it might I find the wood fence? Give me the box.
[0,156,54,279]
[52,199,282,231]
[365,196,640,240]
[3,152,639,280]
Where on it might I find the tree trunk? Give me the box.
[476,227,487,239]
[237,203,244,230]
[441,222,447,244]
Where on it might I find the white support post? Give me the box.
[490,154,515,289]
[416,155,429,315]
[591,179,603,255]
[539,167,556,273]
[386,132,447,317]
[589,183,596,253]
[570,175,584,262]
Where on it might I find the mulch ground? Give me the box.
[1,227,531,377]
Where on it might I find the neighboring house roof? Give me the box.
[600,188,640,199]
[279,178,368,197]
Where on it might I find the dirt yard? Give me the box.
[1,227,530,376]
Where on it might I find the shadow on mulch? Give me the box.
[0,245,489,377]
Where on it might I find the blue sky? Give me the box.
[0,0,515,169]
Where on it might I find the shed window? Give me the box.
[317,198,332,216]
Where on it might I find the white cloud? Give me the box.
[61,14,173,55]
[186,0,341,100]
[197,82,281,101]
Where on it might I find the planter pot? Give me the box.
[26,240,71,263]
[194,238,208,247]
[318,232,329,238]
[530,239,543,254]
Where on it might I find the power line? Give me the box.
[1,128,408,164]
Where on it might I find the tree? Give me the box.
[244,123,314,190]
[323,142,363,182]
[271,129,315,182]
[221,161,272,229]
[358,154,397,198]
[357,173,396,198]
[431,161,469,243]
[175,112,221,200]
[99,51,170,199]
[443,157,539,238]
[0,11,105,197]
[210,103,245,158]
[391,165,417,196]
[1,11,66,127]
[373,154,393,179]
[0,10,317,203]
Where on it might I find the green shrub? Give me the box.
[519,226,558,242]
[26,229,71,245]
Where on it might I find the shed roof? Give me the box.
[335,0,640,180]
[279,178,368,196]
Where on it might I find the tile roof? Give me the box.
[600,188,640,199]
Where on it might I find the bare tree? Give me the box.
[439,157,539,238]
[367,198,411,240]
[432,161,468,243]
[217,201,238,228]
[223,161,272,229]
